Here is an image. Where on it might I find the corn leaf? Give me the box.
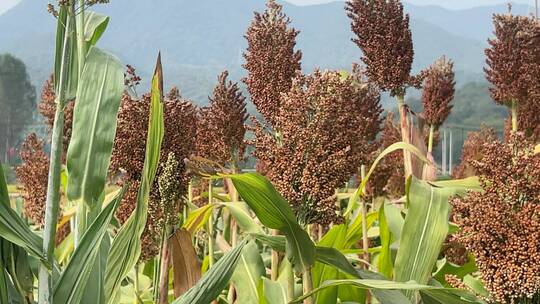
[0,163,45,262]
[220,202,263,234]
[227,173,315,273]
[231,241,265,304]
[394,177,459,299]
[52,186,125,304]
[172,240,247,304]
[104,55,164,303]
[54,6,78,98]
[312,225,363,304]
[345,142,431,217]
[291,279,480,304]
[378,203,394,279]
[66,47,124,208]
[182,204,216,235]
[258,277,287,304]
[83,11,109,47]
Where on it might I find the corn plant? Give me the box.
[0,1,164,303]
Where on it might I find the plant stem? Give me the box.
[208,180,214,268]
[158,226,171,304]
[271,229,280,280]
[427,124,435,153]
[153,228,165,302]
[76,0,86,77]
[38,5,73,303]
[360,165,371,304]
[511,99,518,132]
[73,0,87,248]
[397,93,413,177]
[302,269,313,304]
[227,159,239,303]
[288,266,295,300]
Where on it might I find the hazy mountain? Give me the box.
[287,0,534,9]
[0,0,528,104]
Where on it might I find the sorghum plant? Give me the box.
[421,56,455,152]
[346,0,416,96]
[366,112,405,198]
[485,13,540,132]
[111,87,197,260]
[197,70,248,166]
[452,125,498,179]
[243,0,302,127]
[346,0,423,177]
[253,70,382,225]
[451,134,540,303]
[38,75,75,155]
[15,134,49,226]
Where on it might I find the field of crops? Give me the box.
[1,0,539,304]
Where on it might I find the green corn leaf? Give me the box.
[53,186,126,304]
[227,173,315,273]
[345,211,378,248]
[54,6,78,99]
[104,54,164,303]
[231,241,265,304]
[345,142,431,217]
[419,289,484,304]
[83,11,109,47]
[433,256,477,287]
[66,47,124,208]
[258,277,287,304]
[182,203,216,235]
[312,225,361,304]
[220,202,263,234]
[251,233,286,252]
[291,279,480,304]
[0,163,45,262]
[378,203,394,279]
[172,240,247,304]
[394,177,460,299]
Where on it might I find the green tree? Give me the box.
[0,53,36,163]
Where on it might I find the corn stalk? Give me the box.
[38,3,74,303]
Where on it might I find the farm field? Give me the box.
[0,0,539,304]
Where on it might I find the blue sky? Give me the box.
[0,0,535,15]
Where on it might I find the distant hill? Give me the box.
[0,0,530,104]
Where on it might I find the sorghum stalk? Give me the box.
[511,99,518,132]
[38,3,73,303]
[360,165,371,304]
[427,125,435,153]
[208,180,214,268]
[302,268,314,304]
[397,94,413,176]
[288,269,295,300]
[158,226,171,304]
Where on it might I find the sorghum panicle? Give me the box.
[367,112,405,198]
[451,135,540,303]
[15,134,49,226]
[452,125,498,179]
[346,0,416,95]
[38,75,74,154]
[485,14,540,106]
[111,87,197,261]
[422,56,455,127]
[253,70,382,225]
[243,0,302,126]
[197,71,248,165]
